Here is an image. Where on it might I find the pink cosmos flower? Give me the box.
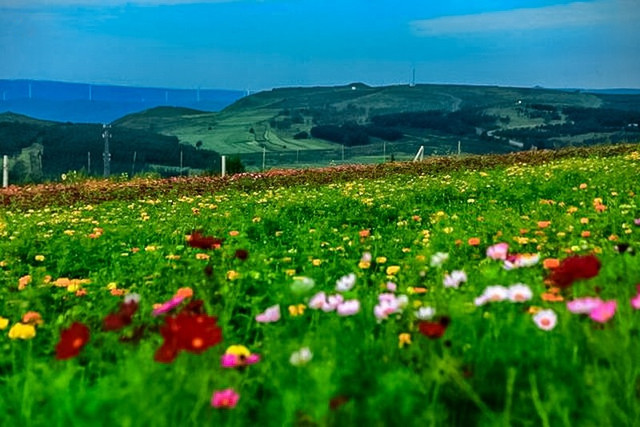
[374,293,408,320]
[634,218,640,226]
[211,389,239,408]
[567,297,603,314]
[386,282,397,292]
[632,293,640,310]
[221,353,260,368]
[337,299,361,316]
[486,243,509,260]
[309,292,328,310]
[589,300,617,323]
[322,294,344,312]
[152,295,185,316]
[255,305,280,323]
[533,309,557,331]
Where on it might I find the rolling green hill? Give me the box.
[2,83,639,182]
[115,83,640,156]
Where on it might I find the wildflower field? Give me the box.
[1,145,639,426]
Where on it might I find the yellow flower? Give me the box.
[288,304,306,316]
[0,317,9,330]
[8,323,36,340]
[106,282,118,290]
[358,261,371,269]
[18,275,31,291]
[285,269,297,276]
[443,227,453,234]
[34,255,45,262]
[386,265,401,276]
[376,257,387,264]
[225,345,251,357]
[195,253,210,260]
[311,259,322,266]
[226,270,240,281]
[398,333,412,348]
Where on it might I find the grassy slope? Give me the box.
[115,83,622,155]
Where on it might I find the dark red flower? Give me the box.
[548,255,601,288]
[103,300,139,331]
[329,395,350,410]
[179,299,205,315]
[418,316,450,339]
[154,312,223,363]
[187,231,224,250]
[55,322,90,360]
[234,249,249,261]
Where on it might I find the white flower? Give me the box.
[507,283,533,303]
[430,252,449,267]
[443,270,467,289]
[124,293,141,304]
[533,309,557,331]
[415,306,436,320]
[290,347,313,366]
[335,273,356,292]
[482,285,509,303]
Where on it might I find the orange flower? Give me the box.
[543,258,560,269]
[608,235,619,241]
[519,229,529,235]
[18,275,32,291]
[537,221,551,228]
[541,287,564,302]
[359,229,370,238]
[408,287,428,294]
[468,237,480,246]
[22,311,43,326]
[229,230,239,237]
[581,231,591,238]
[579,183,588,189]
[580,217,589,224]
[175,287,193,299]
[594,204,606,213]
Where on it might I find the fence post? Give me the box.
[2,155,8,188]
[262,147,266,171]
[179,150,183,176]
[221,155,226,177]
[457,140,461,156]
[383,142,386,162]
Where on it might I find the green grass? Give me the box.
[0,146,639,426]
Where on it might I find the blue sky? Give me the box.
[1,0,639,90]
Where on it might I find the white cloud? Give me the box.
[411,0,640,36]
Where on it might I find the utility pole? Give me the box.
[87,152,91,174]
[2,155,8,188]
[102,124,111,178]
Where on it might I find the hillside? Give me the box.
[116,83,640,158]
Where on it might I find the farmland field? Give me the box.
[1,145,639,426]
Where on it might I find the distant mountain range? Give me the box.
[0,80,244,123]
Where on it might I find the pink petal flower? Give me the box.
[486,243,509,260]
[336,299,360,316]
[221,354,239,368]
[255,304,280,323]
[309,292,327,310]
[631,294,640,310]
[211,388,240,408]
[567,297,603,314]
[152,295,185,316]
[589,300,617,323]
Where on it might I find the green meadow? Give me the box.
[1,145,639,426]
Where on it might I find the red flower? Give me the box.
[548,255,601,288]
[234,249,249,261]
[103,300,139,331]
[55,322,90,360]
[418,316,450,339]
[187,231,223,250]
[154,312,223,363]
